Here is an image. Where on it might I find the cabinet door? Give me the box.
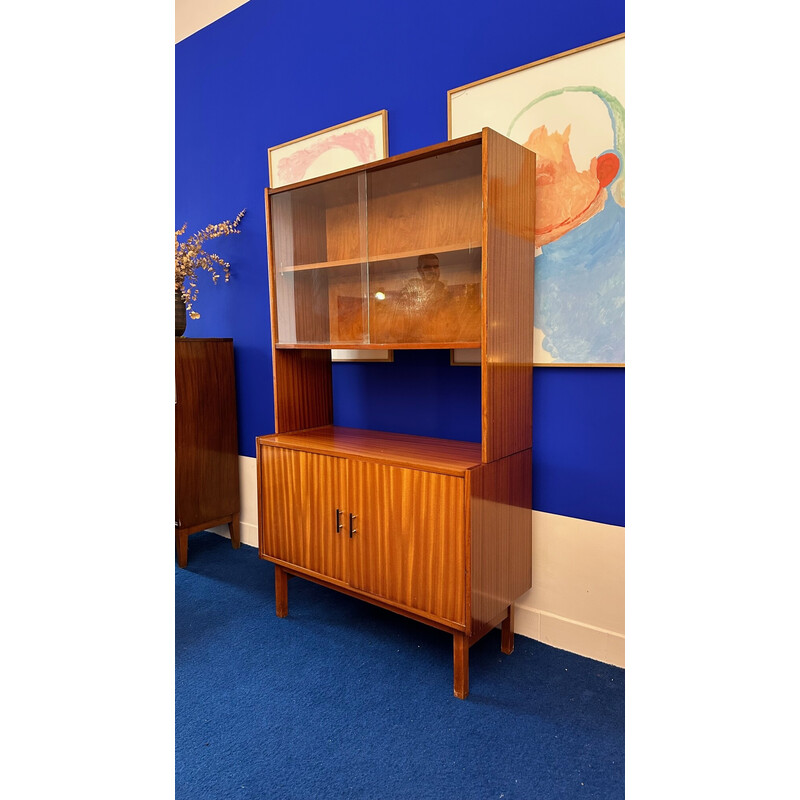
[259,447,347,583]
[347,461,466,626]
[269,172,368,346]
[365,144,482,346]
[175,339,239,528]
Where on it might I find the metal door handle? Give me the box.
[349,513,357,538]
[335,508,343,533]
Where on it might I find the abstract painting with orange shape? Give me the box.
[448,35,625,365]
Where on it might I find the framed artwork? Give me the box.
[268,109,388,188]
[268,111,391,361]
[448,34,625,366]
[450,349,481,366]
[331,349,394,363]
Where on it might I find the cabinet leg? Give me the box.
[176,530,188,569]
[501,604,515,655]
[275,565,289,618]
[229,513,241,549]
[453,632,469,699]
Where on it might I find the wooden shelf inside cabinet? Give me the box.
[275,341,481,350]
[260,128,536,698]
[275,242,482,274]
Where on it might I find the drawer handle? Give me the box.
[335,508,343,533]
[349,513,357,538]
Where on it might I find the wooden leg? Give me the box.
[229,513,241,549]
[176,529,188,569]
[501,604,515,655]
[275,565,289,618]
[453,632,469,699]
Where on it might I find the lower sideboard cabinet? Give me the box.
[256,426,532,699]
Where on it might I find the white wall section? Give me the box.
[175,0,250,43]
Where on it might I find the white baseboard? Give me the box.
[514,602,625,668]
[209,520,258,549]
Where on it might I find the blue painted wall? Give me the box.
[175,0,625,527]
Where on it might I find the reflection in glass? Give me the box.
[369,250,481,344]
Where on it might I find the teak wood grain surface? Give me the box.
[258,130,534,698]
[257,426,482,475]
[175,338,240,567]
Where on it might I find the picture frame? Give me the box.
[268,109,388,189]
[331,349,394,363]
[268,110,391,362]
[448,34,625,367]
[450,349,481,366]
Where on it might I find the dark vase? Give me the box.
[175,289,187,337]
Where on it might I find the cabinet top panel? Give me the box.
[256,426,482,476]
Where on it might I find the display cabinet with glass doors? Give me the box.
[258,128,536,698]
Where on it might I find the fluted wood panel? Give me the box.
[258,446,347,583]
[175,338,239,529]
[481,128,536,462]
[348,460,466,626]
[468,449,532,634]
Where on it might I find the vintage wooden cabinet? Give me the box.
[257,129,535,697]
[175,337,240,568]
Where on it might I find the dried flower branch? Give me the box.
[175,208,246,319]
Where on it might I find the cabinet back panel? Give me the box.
[368,253,481,344]
[367,177,481,257]
[327,268,367,343]
[326,201,363,263]
[367,145,481,257]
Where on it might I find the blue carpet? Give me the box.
[176,531,624,799]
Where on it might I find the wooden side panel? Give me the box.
[348,461,466,627]
[175,338,240,530]
[481,128,536,462]
[272,349,333,433]
[469,449,532,636]
[258,445,347,583]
